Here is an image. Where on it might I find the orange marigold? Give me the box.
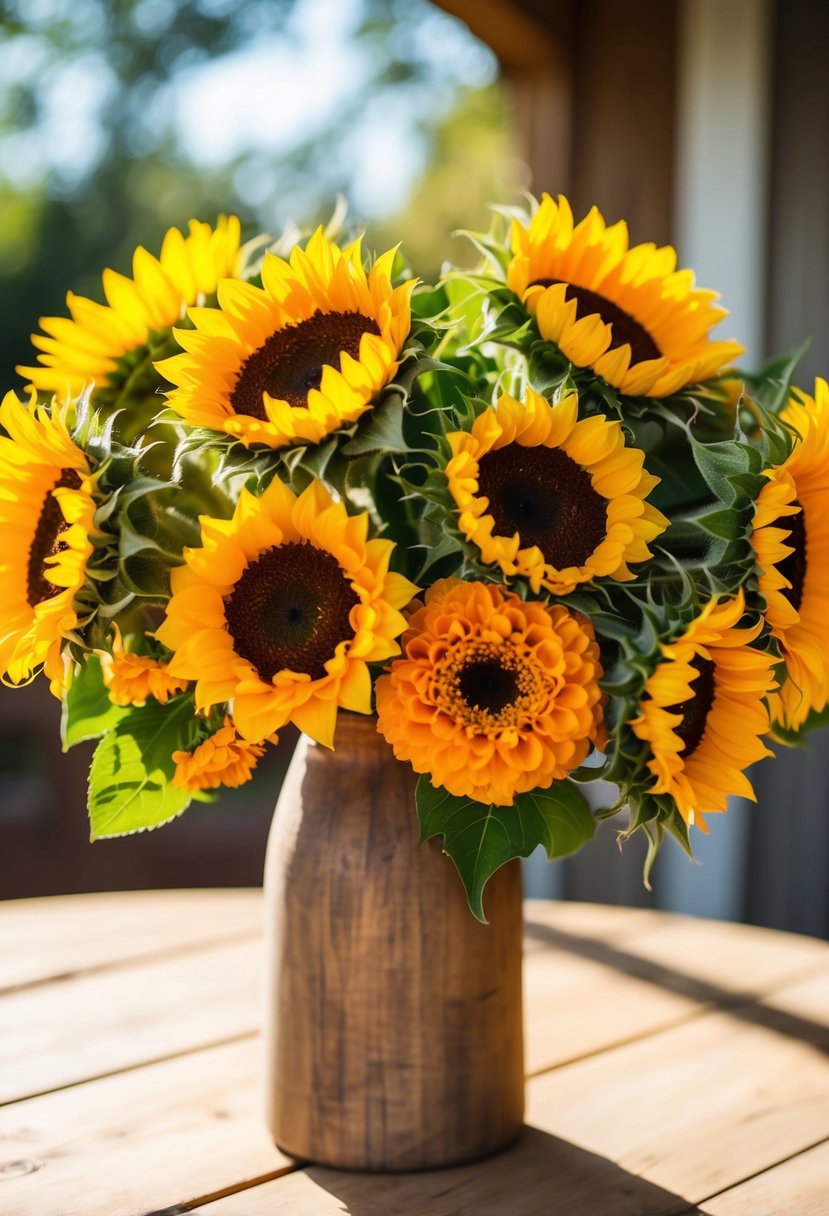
[375,579,605,806]
[172,718,271,792]
[100,632,189,707]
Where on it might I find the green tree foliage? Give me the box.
[0,0,516,389]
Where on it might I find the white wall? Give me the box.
[658,0,773,920]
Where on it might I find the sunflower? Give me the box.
[0,391,96,695]
[630,592,777,830]
[445,388,668,595]
[172,717,271,792]
[156,227,414,449]
[156,477,417,747]
[17,217,242,400]
[18,221,241,401]
[750,379,829,731]
[375,579,604,806]
[507,194,743,398]
[100,627,189,707]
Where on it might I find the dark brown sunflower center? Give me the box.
[532,278,662,365]
[223,541,358,682]
[777,501,807,612]
[477,444,607,571]
[458,657,519,716]
[27,468,83,607]
[230,310,381,420]
[667,654,716,759]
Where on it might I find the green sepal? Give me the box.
[741,343,809,413]
[689,435,762,506]
[87,696,195,840]
[694,507,746,541]
[341,392,408,457]
[416,776,596,922]
[61,656,129,750]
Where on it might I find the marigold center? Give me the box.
[435,640,545,732]
[458,657,520,716]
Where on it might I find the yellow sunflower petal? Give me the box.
[0,391,95,697]
[444,387,668,595]
[156,476,417,745]
[18,217,243,401]
[508,194,743,398]
[160,230,415,450]
[631,590,777,825]
[751,378,829,730]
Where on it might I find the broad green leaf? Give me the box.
[416,777,595,922]
[62,656,128,750]
[88,697,193,840]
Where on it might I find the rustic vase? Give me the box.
[262,712,525,1171]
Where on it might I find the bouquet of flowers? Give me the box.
[5,194,826,919]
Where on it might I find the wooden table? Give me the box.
[0,891,827,1215]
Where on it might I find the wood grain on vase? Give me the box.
[262,712,525,1171]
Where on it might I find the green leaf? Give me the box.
[342,393,408,456]
[88,697,193,840]
[416,776,595,922]
[690,437,759,505]
[694,507,743,541]
[61,656,129,750]
[742,343,809,412]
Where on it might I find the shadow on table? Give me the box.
[523,918,829,1056]
[303,1126,708,1216]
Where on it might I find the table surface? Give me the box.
[0,891,827,1216]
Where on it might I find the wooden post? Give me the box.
[262,714,525,1171]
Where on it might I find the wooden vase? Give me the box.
[262,713,525,1172]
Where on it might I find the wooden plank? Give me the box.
[3,895,824,1109]
[0,1039,293,1216]
[704,1138,829,1215]
[190,1126,701,1216]
[10,957,827,1216]
[436,0,565,72]
[523,905,829,1074]
[0,889,262,992]
[523,899,665,944]
[0,939,261,1105]
[524,902,829,988]
[2,901,827,1214]
[524,967,829,1201]
[0,902,681,1110]
[591,914,829,995]
[525,944,697,1074]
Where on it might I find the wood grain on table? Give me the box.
[0,891,827,1215]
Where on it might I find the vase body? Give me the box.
[262,713,525,1171]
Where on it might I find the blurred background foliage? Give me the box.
[0,0,524,394]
